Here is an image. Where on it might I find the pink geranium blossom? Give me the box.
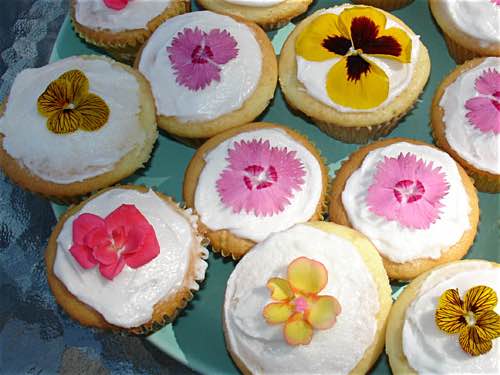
[69,204,160,280]
[216,139,306,216]
[465,68,500,134]
[103,0,129,10]
[167,27,238,91]
[366,153,449,229]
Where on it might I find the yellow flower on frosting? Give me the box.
[37,70,110,134]
[263,257,341,346]
[295,7,412,109]
[435,286,500,356]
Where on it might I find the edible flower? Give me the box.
[103,0,130,10]
[296,7,412,109]
[37,70,109,134]
[263,257,341,345]
[69,204,160,280]
[435,286,500,356]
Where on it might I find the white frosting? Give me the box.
[342,142,471,263]
[138,11,262,123]
[54,188,208,328]
[403,261,500,374]
[224,224,380,375]
[223,0,286,7]
[0,56,148,184]
[440,57,500,175]
[296,5,421,113]
[194,128,323,242]
[75,0,172,32]
[439,0,500,48]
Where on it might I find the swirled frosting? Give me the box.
[138,11,262,123]
[440,57,500,175]
[194,128,323,242]
[342,142,471,263]
[75,0,172,32]
[296,4,421,113]
[54,188,208,328]
[224,223,380,374]
[0,56,149,184]
[403,261,500,374]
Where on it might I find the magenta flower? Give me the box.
[490,0,500,6]
[167,27,238,91]
[69,204,160,280]
[465,68,500,134]
[366,153,449,230]
[103,0,129,10]
[216,139,306,217]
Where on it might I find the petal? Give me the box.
[458,326,493,356]
[464,286,497,315]
[326,56,389,109]
[266,278,294,301]
[37,80,68,117]
[284,313,313,346]
[287,257,328,295]
[339,7,387,43]
[368,28,412,63]
[296,13,348,61]
[123,227,160,269]
[435,307,466,335]
[76,93,110,132]
[438,288,464,309]
[475,310,500,341]
[46,110,82,134]
[305,295,341,330]
[205,29,238,65]
[58,70,89,104]
[69,244,97,269]
[84,227,110,249]
[103,0,129,10]
[465,97,500,135]
[263,302,294,324]
[104,204,150,233]
[99,257,126,281]
[475,68,500,97]
[72,213,105,245]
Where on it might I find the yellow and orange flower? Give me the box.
[38,70,109,134]
[263,257,341,345]
[435,286,500,356]
[296,7,412,109]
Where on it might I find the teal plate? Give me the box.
[50,1,500,374]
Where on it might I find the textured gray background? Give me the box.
[0,1,196,373]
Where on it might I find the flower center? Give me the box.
[109,226,126,253]
[464,311,477,326]
[242,165,278,191]
[492,98,500,112]
[63,102,76,111]
[393,179,425,203]
[349,46,363,56]
[293,296,309,313]
[191,44,214,64]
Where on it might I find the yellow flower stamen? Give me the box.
[464,311,476,326]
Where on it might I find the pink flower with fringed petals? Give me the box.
[69,204,160,280]
[490,0,500,6]
[465,68,500,134]
[167,27,238,91]
[103,0,129,10]
[366,153,450,230]
[216,139,306,217]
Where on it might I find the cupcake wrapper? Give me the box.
[351,0,413,11]
[442,33,480,64]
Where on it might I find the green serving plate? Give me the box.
[50,1,500,373]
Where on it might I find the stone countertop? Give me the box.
[0,1,196,374]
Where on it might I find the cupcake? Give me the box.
[183,122,328,259]
[329,138,479,281]
[429,0,500,64]
[431,57,500,193]
[136,11,277,146]
[386,260,500,374]
[0,55,157,203]
[279,4,430,144]
[195,0,313,30]
[223,222,392,374]
[352,0,414,11]
[71,0,189,64]
[45,185,208,335]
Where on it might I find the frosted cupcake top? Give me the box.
[295,4,421,113]
[0,56,149,184]
[403,261,500,374]
[435,0,500,48]
[138,11,262,123]
[224,223,381,375]
[75,0,172,32]
[194,128,323,242]
[440,57,500,175]
[342,142,471,263]
[54,188,208,328]
[224,0,286,6]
